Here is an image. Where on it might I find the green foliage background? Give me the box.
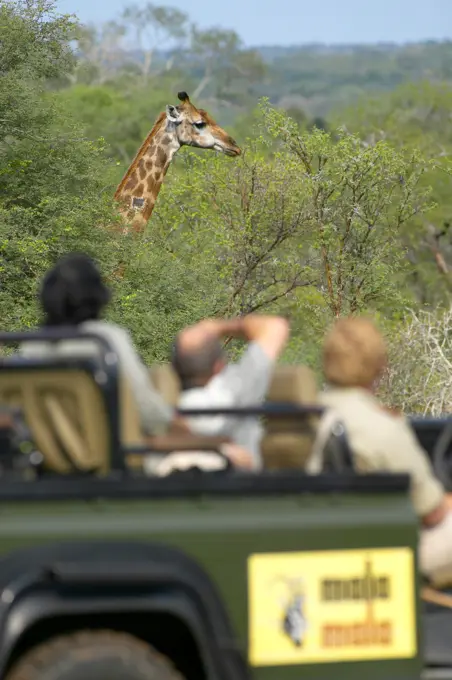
[2,0,452,410]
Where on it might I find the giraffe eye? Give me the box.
[193,121,206,130]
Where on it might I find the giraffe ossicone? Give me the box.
[114,91,241,235]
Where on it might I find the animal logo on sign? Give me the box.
[270,576,308,647]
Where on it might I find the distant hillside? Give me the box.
[143,40,452,116]
[256,42,404,61]
[73,36,452,120]
[255,40,452,116]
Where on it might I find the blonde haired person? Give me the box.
[311,316,452,585]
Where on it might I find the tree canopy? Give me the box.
[2,0,452,410]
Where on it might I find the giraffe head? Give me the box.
[165,91,241,157]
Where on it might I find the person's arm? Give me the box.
[175,318,241,355]
[168,415,191,434]
[175,314,289,408]
[220,442,254,470]
[101,326,175,435]
[239,315,290,360]
[178,314,289,361]
[380,420,446,521]
[217,316,290,405]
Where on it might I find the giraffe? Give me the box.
[114,91,241,235]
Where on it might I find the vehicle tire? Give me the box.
[5,630,185,680]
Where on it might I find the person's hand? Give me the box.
[168,415,191,434]
[423,496,450,528]
[177,317,245,354]
[197,318,244,339]
[220,442,254,470]
[177,319,223,354]
[445,493,452,513]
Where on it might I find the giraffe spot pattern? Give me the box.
[125,174,138,190]
[138,159,146,180]
[156,146,167,168]
[147,176,157,194]
[133,184,145,197]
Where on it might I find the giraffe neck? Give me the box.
[114,116,180,235]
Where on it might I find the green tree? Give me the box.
[56,83,178,172]
[333,81,452,305]
[189,27,265,103]
[120,3,189,80]
[0,0,207,360]
[0,0,123,326]
[149,103,432,365]
[262,102,433,317]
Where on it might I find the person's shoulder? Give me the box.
[19,340,50,356]
[321,388,403,433]
[243,341,274,365]
[82,319,124,335]
[220,342,273,383]
[81,320,131,345]
[354,398,416,449]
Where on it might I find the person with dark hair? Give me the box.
[20,253,177,436]
[171,314,290,469]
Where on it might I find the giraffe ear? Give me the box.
[165,104,181,124]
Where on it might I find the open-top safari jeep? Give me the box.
[0,328,448,679]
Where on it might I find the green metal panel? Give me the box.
[0,490,421,679]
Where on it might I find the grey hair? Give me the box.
[171,335,225,388]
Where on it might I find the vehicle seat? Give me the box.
[0,363,111,474]
[148,363,181,407]
[148,362,321,470]
[307,408,355,473]
[0,355,237,476]
[117,370,149,468]
[260,365,319,470]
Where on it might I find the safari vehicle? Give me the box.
[0,330,448,680]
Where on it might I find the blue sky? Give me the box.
[56,0,451,47]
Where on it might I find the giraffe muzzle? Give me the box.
[217,144,241,157]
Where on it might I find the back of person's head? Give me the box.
[40,253,111,327]
[171,335,225,389]
[323,316,387,389]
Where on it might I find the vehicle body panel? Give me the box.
[0,475,422,680]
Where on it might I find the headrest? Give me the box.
[266,364,318,404]
[261,364,319,470]
[148,363,181,407]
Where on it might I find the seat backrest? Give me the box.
[307,408,355,474]
[117,372,156,471]
[0,364,111,474]
[118,373,145,448]
[148,363,181,407]
[322,427,355,471]
[261,364,320,470]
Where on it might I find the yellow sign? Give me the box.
[248,547,416,666]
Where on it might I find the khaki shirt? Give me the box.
[319,387,445,517]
